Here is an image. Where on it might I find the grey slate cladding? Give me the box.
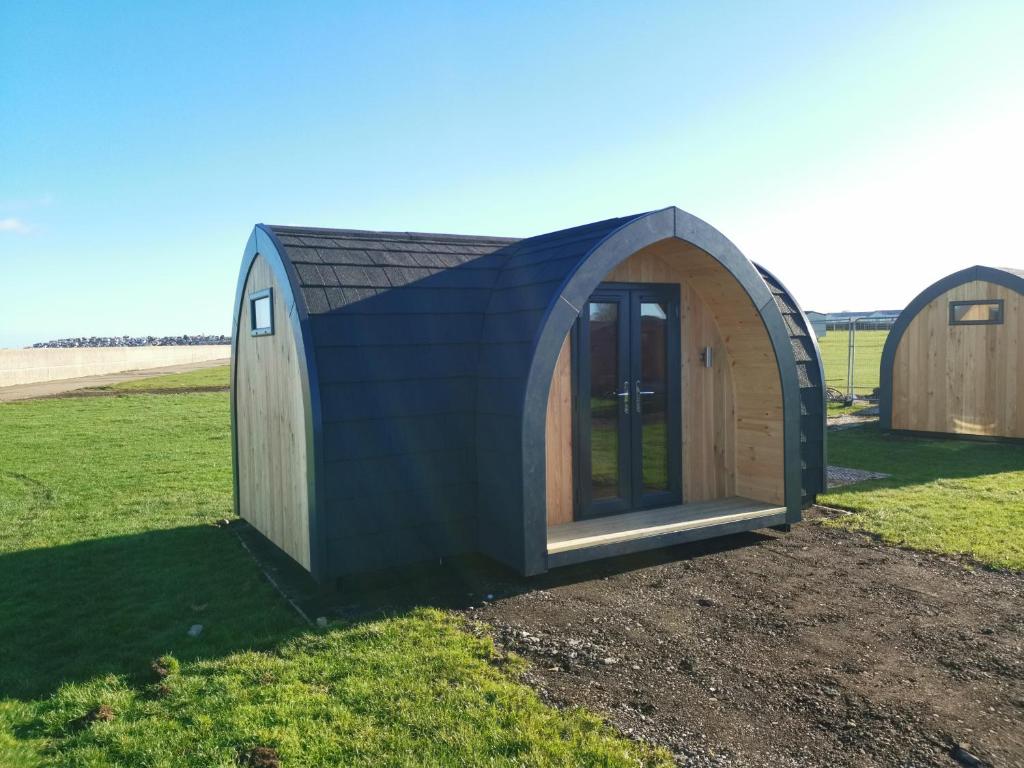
[268,225,521,575]
[757,266,826,502]
[263,218,823,577]
[266,219,638,575]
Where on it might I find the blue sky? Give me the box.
[2,1,1022,346]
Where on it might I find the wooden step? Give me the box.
[547,497,786,554]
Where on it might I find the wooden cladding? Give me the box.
[236,255,312,568]
[892,280,1023,437]
[545,335,574,526]
[544,238,785,527]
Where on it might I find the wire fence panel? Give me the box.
[818,321,891,398]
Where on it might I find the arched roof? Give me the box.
[240,208,820,576]
[879,265,1024,430]
[474,207,805,573]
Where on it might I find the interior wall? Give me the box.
[235,254,312,568]
[892,280,1023,437]
[544,238,784,526]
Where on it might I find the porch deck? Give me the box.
[546,496,787,567]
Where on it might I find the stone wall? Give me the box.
[0,346,231,388]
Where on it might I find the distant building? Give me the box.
[805,311,826,338]
[824,310,901,332]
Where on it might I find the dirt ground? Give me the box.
[461,511,1024,767]
[44,384,229,398]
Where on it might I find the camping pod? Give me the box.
[230,207,826,582]
[879,265,1024,440]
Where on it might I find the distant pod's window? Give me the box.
[250,289,274,336]
[949,299,1004,326]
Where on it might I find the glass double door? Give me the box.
[578,283,681,519]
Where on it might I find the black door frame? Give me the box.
[575,282,682,520]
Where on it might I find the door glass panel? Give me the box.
[588,302,620,500]
[640,301,669,492]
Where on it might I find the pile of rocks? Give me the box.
[30,334,231,348]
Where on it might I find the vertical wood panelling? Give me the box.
[544,238,784,529]
[236,255,312,567]
[679,281,735,500]
[893,280,1024,437]
[545,335,574,525]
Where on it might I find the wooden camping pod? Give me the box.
[879,266,1024,440]
[231,208,826,582]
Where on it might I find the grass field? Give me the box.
[0,382,668,766]
[820,425,1024,571]
[817,328,888,396]
[826,401,876,417]
[104,364,230,391]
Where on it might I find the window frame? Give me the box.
[948,298,1004,326]
[249,288,275,337]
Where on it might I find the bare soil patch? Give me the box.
[465,511,1024,767]
[46,385,228,398]
[237,746,280,768]
[70,704,115,731]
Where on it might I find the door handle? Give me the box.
[613,381,630,414]
[635,382,655,413]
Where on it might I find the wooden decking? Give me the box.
[547,497,786,555]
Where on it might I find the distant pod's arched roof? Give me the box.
[879,265,1024,430]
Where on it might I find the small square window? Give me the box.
[949,299,1003,325]
[250,288,274,336]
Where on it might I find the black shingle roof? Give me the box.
[268,226,519,316]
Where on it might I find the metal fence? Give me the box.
[819,318,894,400]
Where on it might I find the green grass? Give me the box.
[589,416,669,494]
[0,392,668,766]
[826,401,875,417]
[818,328,888,395]
[820,425,1024,570]
[105,364,230,391]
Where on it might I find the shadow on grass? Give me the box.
[0,525,300,701]
[239,521,781,625]
[0,513,780,703]
[824,424,1024,498]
